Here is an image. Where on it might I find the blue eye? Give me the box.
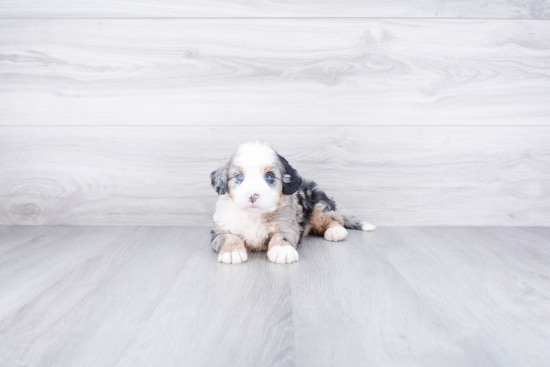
[236,173,244,181]
[265,172,274,182]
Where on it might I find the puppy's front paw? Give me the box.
[267,245,299,264]
[324,225,348,242]
[218,249,248,264]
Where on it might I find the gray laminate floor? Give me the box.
[1,226,549,367]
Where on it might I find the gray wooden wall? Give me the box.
[1,2,549,226]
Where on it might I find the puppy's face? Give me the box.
[210,141,302,213]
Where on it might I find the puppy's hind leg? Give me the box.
[322,213,376,242]
[308,204,349,242]
[324,221,348,242]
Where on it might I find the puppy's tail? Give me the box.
[342,214,376,232]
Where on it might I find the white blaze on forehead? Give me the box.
[233,141,277,170]
[226,141,281,214]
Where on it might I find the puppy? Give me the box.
[210,141,375,264]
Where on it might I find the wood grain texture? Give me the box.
[374,227,550,366]
[469,227,550,298]
[0,0,549,18]
[0,226,135,321]
[1,226,550,366]
[1,125,549,226]
[1,19,550,126]
[0,226,294,367]
[291,231,476,367]
[115,231,294,367]
[0,225,42,256]
[0,226,204,367]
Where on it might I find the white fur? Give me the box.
[361,222,376,231]
[214,194,273,251]
[218,249,248,264]
[267,245,299,264]
[230,141,281,214]
[324,226,348,242]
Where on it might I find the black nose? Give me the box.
[249,193,259,203]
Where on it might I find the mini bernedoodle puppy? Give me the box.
[210,141,376,264]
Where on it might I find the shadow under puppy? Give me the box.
[210,141,375,264]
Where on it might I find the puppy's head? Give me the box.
[210,141,302,213]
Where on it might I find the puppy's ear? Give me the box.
[277,153,303,195]
[210,166,228,195]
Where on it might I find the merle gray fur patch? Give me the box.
[210,166,228,195]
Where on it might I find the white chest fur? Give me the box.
[213,195,274,251]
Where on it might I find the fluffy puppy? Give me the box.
[210,141,375,264]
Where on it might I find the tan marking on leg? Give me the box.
[218,233,248,264]
[309,206,328,235]
[309,204,345,236]
[219,233,246,252]
[268,233,289,250]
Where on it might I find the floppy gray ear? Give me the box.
[210,166,228,195]
[277,153,303,195]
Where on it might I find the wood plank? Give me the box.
[2,226,550,366]
[0,225,43,255]
[1,125,549,226]
[0,226,203,367]
[469,227,550,298]
[374,227,550,366]
[291,230,476,366]
[0,226,135,321]
[0,0,548,19]
[1,19,550,126]
[115,230,294,367]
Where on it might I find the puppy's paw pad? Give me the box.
[361,222,376,231]
[324,226,348,242]
[267,245,299,264]
[218,249,248,264]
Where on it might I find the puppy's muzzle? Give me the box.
[249,193,259,203]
